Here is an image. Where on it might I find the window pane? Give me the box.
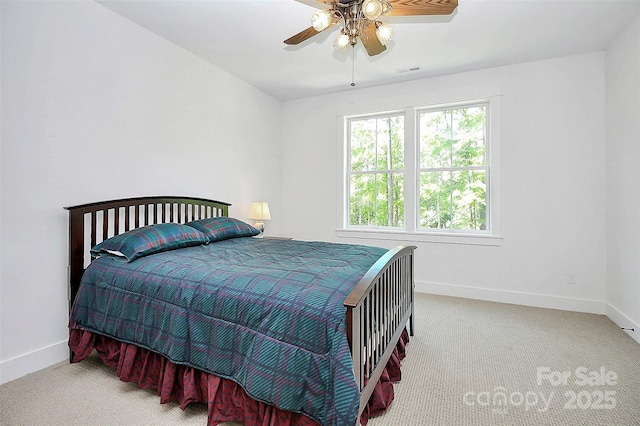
[375,172,405,227]
[377,116,404,170]
[375,117,390,171]
[349,172,404,227]
[390,172,405,227]
[452,106,486,168]
[451,170,487,230]
[350,119,376,172]
[351,116,404,173]
[350,173,375,226]
[419,170,487,231]
[419,171,452,229]
[391,116,404,170]
[419,106,486,169]
[375,173,389,227]
[419,111,452,169]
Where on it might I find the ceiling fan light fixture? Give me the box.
[285,0,457,58]
[375,21,394,45]
[311,9,333,32]
[362,0,383,20]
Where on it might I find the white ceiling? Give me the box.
[96,0,640,101]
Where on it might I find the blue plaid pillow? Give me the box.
[90,223,208,262]
[187,217,260,242]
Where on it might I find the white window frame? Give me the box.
[337,96,502,246]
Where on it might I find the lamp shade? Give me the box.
[363,0,383,20]
[334,31,350,50]
[375,21,394,45]
[247,202,271,221]
[311,9,332,32]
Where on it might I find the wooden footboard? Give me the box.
[345,245,416,419]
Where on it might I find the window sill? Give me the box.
[335,229,502,246]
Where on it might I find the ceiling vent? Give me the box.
[397,66,422,74]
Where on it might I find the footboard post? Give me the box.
[409,248,415,337]
[346,306,363,390]
[344,245,416,420]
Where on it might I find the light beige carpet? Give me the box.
[2,293,639,426]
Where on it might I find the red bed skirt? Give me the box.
[69,328,408,426]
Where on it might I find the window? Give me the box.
[340,98,501,245]
[418,104,488,232]
[348,113,404,228]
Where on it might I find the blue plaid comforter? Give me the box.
[70,237,387,426]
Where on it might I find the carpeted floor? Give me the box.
[2,293,639,425]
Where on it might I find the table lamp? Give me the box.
[247,201,271,237]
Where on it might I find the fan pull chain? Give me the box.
[351,45,356,87]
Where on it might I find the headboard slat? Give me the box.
[135,205,141,229]
[146,203,152,226]
[102,209,108,241]
[124,206,131,231]
[114,207,121,235]
[90,211,97,249]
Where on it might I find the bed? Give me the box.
[65,196,416,426]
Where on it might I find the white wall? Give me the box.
[281,53,608,314]
[605,15,640,344]
[0,0,282,383]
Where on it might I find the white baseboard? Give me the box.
[605,302,640,345]
[416,280,607,315]
[0,340,69,385]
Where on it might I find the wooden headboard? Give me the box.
[64,196,231,311]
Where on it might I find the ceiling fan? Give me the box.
[284,0,458,57]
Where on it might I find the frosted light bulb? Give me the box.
[311,9,332,31]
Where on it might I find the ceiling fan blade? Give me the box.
[387,0,458,16]
[293,0,326,8]
[361,22,387,56]
[284,21,336,45]
[284,26,321,45]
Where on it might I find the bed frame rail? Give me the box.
[64,196,230,312]
[344,245,416,418]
